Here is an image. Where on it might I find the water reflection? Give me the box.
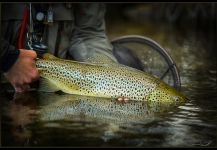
[2,91,183,147]
[2,93,38,146]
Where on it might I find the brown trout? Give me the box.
[37,93,170,123]
[36,53,187,104]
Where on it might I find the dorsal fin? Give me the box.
[41,53,129,70]
[42,53,59,60]
[86,53,117,64]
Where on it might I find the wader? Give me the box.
[1,3,117,62]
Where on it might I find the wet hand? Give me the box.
[4,49,39,93]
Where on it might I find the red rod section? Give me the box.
[18,5,28,49]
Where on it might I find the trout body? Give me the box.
[36,54,187,104]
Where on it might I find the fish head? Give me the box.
[146,82,188,105]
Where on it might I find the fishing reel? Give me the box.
[27,32,48,58]
[26,3,51,58]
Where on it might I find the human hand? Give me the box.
[4,49,39,92]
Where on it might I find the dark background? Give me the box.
[105,3,216,58]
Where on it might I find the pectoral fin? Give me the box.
[38,77,61,93]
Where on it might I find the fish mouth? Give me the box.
[145,84,187,105]
[171,94,187,104]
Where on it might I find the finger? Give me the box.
[123,97,129,103]
[14,86,23,93]
[14,84,30,93]
[19,49,37,59]
[29,50,37,59]
[31,68,40,81]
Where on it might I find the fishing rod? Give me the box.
[19,3,48,58]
